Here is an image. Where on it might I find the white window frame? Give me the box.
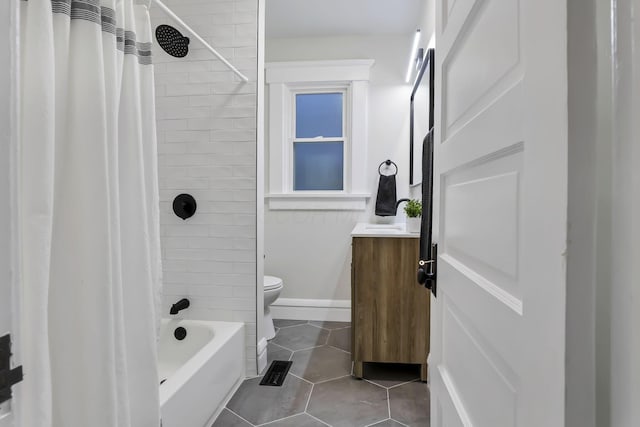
[266,60,374,210]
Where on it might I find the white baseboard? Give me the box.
[270,298,351,322]
[257,338,268,374]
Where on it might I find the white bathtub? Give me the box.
[158,319,245,427]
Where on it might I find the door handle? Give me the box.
[417,244,437,296]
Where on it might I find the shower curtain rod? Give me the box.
[150,0,250,82]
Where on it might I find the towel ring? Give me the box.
[378,159,398,176]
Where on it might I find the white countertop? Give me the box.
[350,222,420,238]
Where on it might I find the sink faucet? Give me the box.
[395,198,410,215]
[170,298,190,315]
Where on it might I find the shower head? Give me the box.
[155,24,190,58]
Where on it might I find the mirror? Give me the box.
[410,48,434,186]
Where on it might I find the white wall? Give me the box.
[420,0,436,39]
[565,0,640,425]
[264,34,413,302]
[565,0,598,424]
[150,0,258,375]
[594,0,613,425]
[609,0,640,423]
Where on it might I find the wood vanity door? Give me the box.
[351,237,430,366]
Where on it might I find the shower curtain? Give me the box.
[19,1,162,426]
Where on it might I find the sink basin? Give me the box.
[351,222,418,238]
[364,224,403,230]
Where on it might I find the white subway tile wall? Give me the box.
[150,0,258,375]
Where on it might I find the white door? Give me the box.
[430,0,568,425]
[0,0,19,425]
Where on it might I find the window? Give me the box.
[266,60,374,210]
[293,92,345,191]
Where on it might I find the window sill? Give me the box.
[266,193,371,211]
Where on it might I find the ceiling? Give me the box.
[265,0,423,39]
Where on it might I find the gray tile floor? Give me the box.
[212,320,430,427]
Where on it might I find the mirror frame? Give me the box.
[409,48,435,186]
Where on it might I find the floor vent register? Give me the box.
[259,360,293,387]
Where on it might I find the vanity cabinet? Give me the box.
[351,236,430,381]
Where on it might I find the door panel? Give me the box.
[441,298,517,427]
[442,147,522,287]
[442,0,521,136]
[432,0,568,424]
[438,83,524,174]
[433,364,470,426]
[439,259,521,365]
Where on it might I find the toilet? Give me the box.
[263,275,284,340]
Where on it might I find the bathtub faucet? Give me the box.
[170,298,190,315]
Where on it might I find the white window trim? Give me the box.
[266,59,374,210]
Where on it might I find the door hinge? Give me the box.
[0,334,23,404]
[417,243,437,297]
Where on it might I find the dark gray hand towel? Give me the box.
[375,174,397,216]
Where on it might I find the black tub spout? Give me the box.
[170,298,190,315]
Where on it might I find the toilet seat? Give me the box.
[264,275,283,291]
